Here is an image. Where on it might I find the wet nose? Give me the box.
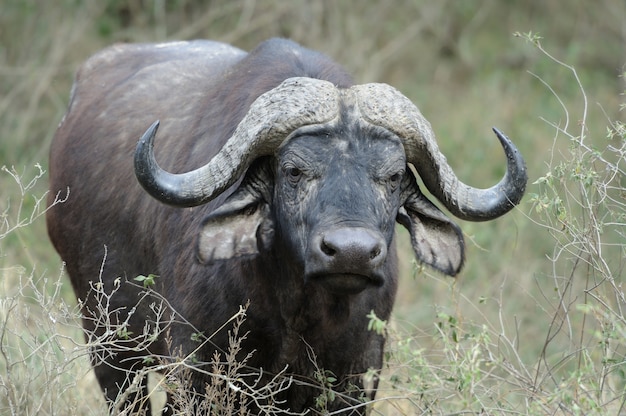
[316,227,387,270]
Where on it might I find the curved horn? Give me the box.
[354,83,527,221]
[134,77,339,207]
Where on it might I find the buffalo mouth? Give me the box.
[312,273,384,295]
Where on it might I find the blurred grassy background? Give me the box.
[1,0,625,413]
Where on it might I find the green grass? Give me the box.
[1,1,625,414]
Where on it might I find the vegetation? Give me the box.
[1,1,624,414]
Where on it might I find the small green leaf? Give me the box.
[134,273,157,288]
[116,326,133,340]
[191,332,205,342]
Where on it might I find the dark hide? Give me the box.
[47,38,463,414]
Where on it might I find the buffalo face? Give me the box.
[196,116,466,296]
[274,124,404,294]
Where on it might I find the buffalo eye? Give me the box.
[388,170,404,191]
[283,164,303,185]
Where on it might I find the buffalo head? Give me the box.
[134,77,527,295]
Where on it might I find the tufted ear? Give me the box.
[396,176,465,276]
[197,162,274,263]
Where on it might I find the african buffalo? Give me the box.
[46,38,527,414]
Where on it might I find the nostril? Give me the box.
[370,247,382,260]
[321,240,336,257]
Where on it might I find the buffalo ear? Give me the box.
[197,162,274,263]
[397,189,465,276]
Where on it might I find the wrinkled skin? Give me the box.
[274,124,405,292]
